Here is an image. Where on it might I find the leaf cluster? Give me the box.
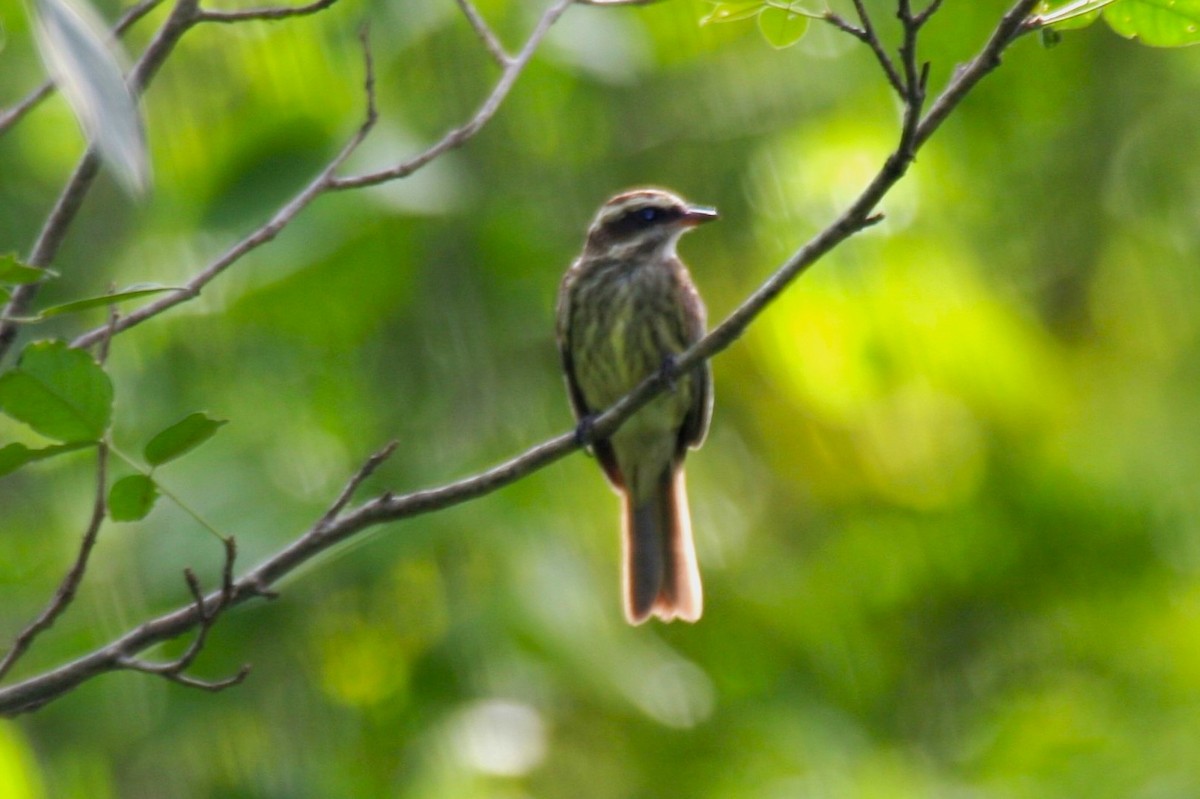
[0,335,224,521]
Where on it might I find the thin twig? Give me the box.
[0,0,167,136]
[914,0,945,28]
[72,28,379,347]
[0,0,349,363]
[197,0,339,24]
[824,0,904,98]
[317,441,399,530]
[71,0,572,348]
[914,0,1039,147]
[454,0,511,67]
[0,443,108,681]
[0,0,1043,718]
[0,0,203,364]
[327,0,574,190]
[116,538,248,691]
[70,24,381,350]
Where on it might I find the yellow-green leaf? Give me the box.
[757,5,810,49]
[1103,0,1200,47]
[700,1,766,25]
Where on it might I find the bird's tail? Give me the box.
[621,466,702,624]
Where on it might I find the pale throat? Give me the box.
[602,230,683,265]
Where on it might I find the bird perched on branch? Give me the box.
[557,188,716,624]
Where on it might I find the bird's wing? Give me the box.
[678,278,712,453]
[558,264,625,488]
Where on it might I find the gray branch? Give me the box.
[70,0,574,349]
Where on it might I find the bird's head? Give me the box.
[584,188,718,259]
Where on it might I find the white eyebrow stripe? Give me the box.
[595,191,684,227]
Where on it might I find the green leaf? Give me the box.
[0,253,55,285]
[758,4,810,48]
[33,284,185,320]
[1034,0,1112,30]
[1103,0,1200,47]
[0,440,94,477]
[108,473,159,521]
[0,340,113,442]
[700,1,766,25]
[144,411,227,467]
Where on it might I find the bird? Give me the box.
[556,188,716,624]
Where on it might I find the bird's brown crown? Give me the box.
[585,189,717,253]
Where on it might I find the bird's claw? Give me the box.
[658,354,680,390]
[574,414,598,448]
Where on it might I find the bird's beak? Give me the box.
[681,205,719,227]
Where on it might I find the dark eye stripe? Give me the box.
[619,205,680,227]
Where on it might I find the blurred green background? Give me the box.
[3,0,1200,795]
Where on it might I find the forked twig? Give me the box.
[317,441,400,530]
[70,0,573,348]
[116,538,250,693]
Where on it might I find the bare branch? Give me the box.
[915,0,1040,148]
[455,0,511,67]
[0,0,1043,718]
[0,0,350,362]
[328,0,574,190]
[0,0,204,364]
[196,0,339,24]
[914,0,946,28]
[72,0,572,348]
[69,26,382,350]
[115,538,249,692]
[0,85,56,140]
[824,1,904,98]
[0,443,108,681]
[0,0,166,136]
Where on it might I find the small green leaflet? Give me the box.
[1036,0,1200,46]
[3,284,185,323]
[700,2,766,24]
[700,1,814,48]
[0,340,112,443]
[0,440,94,478]
[758,5,810,48]
[144,412,227,467]
[108,473,158,521]
[1104,0,1200,47]
[1034,0,1114,28]
[0,253,55,285]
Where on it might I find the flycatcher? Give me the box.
[556,188,716,624]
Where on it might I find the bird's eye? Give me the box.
[637,207,660,223]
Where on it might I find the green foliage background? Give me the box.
[3,0,1200,795]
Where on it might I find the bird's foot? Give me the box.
[658,354,680,391]
[574,414,599,448]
